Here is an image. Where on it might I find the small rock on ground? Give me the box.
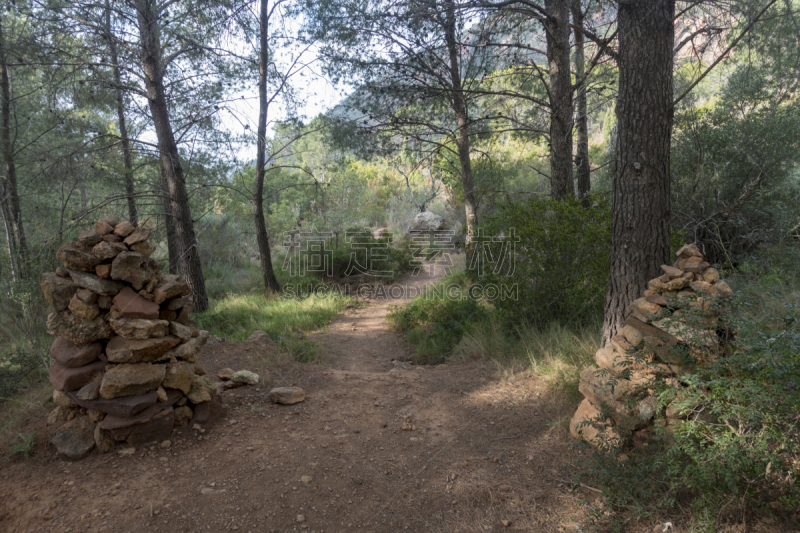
[269,386,305,405]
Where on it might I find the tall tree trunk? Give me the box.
[444,0,479,270]
[134,0,209,311]
[1,190,18,282]
[602,0,674,346]
[160,162,180,275]
[571,0,590,207]
[0,21,27,279]
[105,0,138,226]
[545,0,574,200]
[254,0,281,293]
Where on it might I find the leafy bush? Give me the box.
[671,70,800,266]
[387,274,490,364]
[579,248,800,528]
[0,347,43,401]
[298,228,415,281]
[480,196,611,326]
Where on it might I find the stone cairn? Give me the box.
[41,216,224,459]
[569,244,734,450]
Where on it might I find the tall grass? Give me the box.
[194,292,347,342]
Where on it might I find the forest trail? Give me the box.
[308,261,445,373]
[0,266,595,533]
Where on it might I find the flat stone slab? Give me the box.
[66,269,126,296]
[99,390,182,431]
[50,337,103,368]
[46,311,112,345]
[49,360,107,392]
[112,286,160,319]
[106,335,181,363]
[66,390,158,418]
[107,407,174,445]
[99,363,166,399]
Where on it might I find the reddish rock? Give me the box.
[105,335,181,363]
[102,234,122,243]
[676,244,701,259]
[107,407,174,445]
[153,275,191,304]
[169,321,194,341]
[191,395,227,425]
[165,296,189,311]
[50,337,103,368]
[112,287,159,319]
[48,360,107,392]
[162,361,195,394]
[76,288,97,303]
[645,293,668,307]
[175,301,194,325]
[68,294,100,320]
[41,272,79,311]
[78,229,103,246]
[99,363,166,398]
[110,251,160,290]
[123,227,151,246]
[57,242,101,271]
[130,241,155,257]
[95,216,119,233]
[95,219,115,235]
[218,368,234,381]
[113,220,135,237]
[46,310,112,344]
[92,241,123,261]
[67,269,126,296]
[95,264,112,279]
[109,317,169,339]
[66,390,158,417]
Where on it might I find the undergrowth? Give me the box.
[387,273,598,394]
[577,244,800,531]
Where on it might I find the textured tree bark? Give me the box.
[105,0,138,226]
[160,163,180,275]
[1,190,18,281]
[571,0,590,207]
[601,0,674,346]
[254,0,281,293]
[0,21,28,280]
[444,0,479,270]
[134,0,209,311]
[545,0,574,200]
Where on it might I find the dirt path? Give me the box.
[0,266,597,533]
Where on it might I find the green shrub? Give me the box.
[0,346,43,401]
[298,228,415,281]
[480,196,611,326]
[671,75,800,266]
[387,274,490,364]
[6,432,36,461]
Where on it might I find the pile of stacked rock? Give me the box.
[41,216,223,459]
[570,244,734,449]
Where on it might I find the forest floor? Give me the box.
[1,265,773,533]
